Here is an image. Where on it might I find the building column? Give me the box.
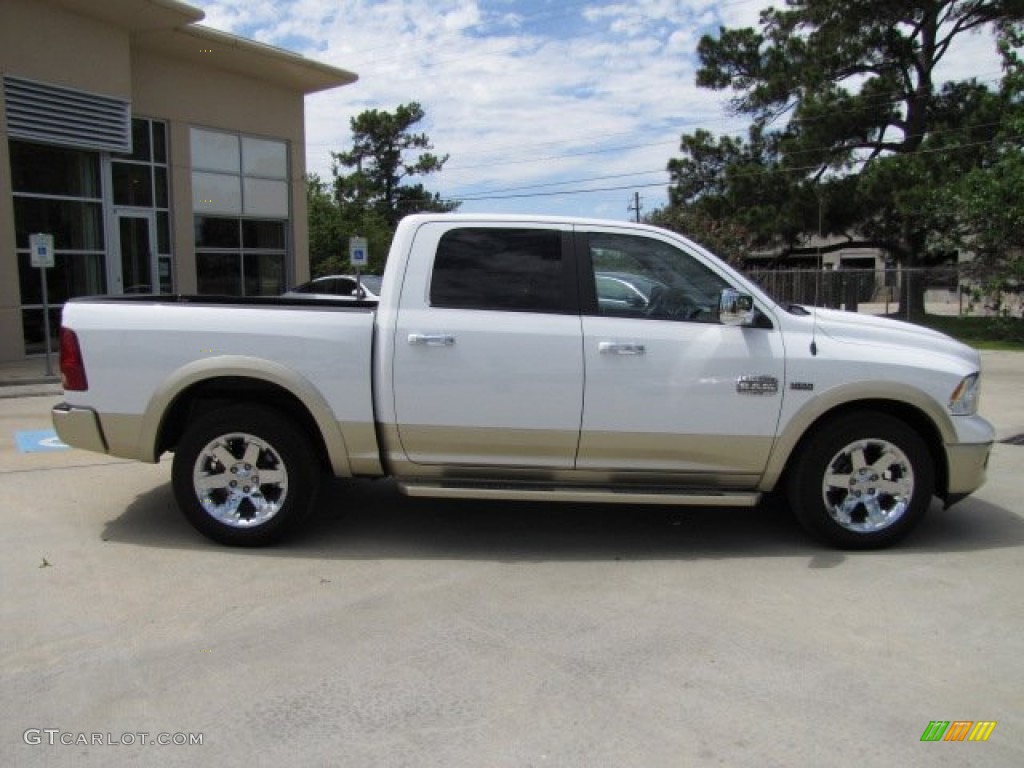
[169,120,197,294]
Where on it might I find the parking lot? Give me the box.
[2,353,1022,767]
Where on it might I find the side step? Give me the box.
[397,481,761,507]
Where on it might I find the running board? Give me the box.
[397,481,761,507]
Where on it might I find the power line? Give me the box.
[445,137,682,171]
[309,110,1017,204]
[445,119,1016,200]
[455,168,669,198]
[451,179,669,202]
[444,133,1021,203]
[307,72,1009,177]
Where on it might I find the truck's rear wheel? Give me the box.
[172,405,319,546]
[787,411,934,549]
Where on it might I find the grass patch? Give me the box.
[907,314,1024,350]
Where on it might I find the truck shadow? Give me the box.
[105,476,1024,563]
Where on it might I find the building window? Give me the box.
[10,117,172,353]
[111,119,172,291]
[11,140,105,354]
[195,217,286,296]
[191,128,290,295]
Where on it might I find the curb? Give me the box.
[0,381,63,398]
[0,377,60,387]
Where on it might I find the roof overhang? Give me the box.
[49,0,205,32]
[134,25,358,93]
[46,0,358,94]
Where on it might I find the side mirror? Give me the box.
[719,289,755,327]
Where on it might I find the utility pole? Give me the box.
[627,192,642,222]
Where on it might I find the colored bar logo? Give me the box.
[921,721,997,742]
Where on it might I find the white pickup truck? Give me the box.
[53,214,994,549]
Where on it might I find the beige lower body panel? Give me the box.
[340,420,383,476]
[381,424,765,494]
[391,424,580,469]
[100,413,149,460]
[576,431,775,475]
[946,441,992,495]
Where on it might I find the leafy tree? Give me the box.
[307,173,345,274]
[664,0,1024,315]
[941,131,1024,316]
[331,102,458,228]
[931,29,1024,316]
[307,103,458,278]
[306,173,393,277]
[647,199,757,267]
[662,126,817,258]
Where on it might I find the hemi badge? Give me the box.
[790,382,814,391]
[737,375,779,396]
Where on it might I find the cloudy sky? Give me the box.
[189,0,1005,221]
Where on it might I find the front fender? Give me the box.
[759,381,956,492]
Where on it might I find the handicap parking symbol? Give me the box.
[15,430,70,453]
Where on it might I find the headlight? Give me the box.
[949,373,980,415]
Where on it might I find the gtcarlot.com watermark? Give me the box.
[24,729,203,747]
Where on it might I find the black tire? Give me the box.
[172,404,320,546]
[787,411,934,549]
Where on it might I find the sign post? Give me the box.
[349,236,369,298]
[29,233,55,377]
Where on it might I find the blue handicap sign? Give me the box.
[15,430,70,453]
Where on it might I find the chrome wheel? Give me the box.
[821,437,914,533]
[192,432,289,528]
[789,411,934,549]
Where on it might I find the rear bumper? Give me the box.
[52,403,108,454]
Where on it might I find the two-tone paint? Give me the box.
[54,214,994,512]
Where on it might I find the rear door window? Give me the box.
[430,228,573,313]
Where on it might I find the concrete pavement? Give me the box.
[1,351,1021,768]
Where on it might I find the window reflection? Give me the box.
[9,141,100,197]
[590,233,729,322]
[13,197,104,250]
[431,228,565,312]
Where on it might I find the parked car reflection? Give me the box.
[283,274,382,300]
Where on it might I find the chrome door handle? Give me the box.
[408,333,456,347]
[599,341,645,355]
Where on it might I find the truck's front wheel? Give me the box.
[788,412,934,549]
[172,405,319,546]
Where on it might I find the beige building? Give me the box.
[0,0,356,361]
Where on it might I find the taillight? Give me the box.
[59,327,88,391]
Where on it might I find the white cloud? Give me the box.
[187,0,1009,219]
[182,0,742,217]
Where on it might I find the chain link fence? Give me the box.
[744,266,1022,319]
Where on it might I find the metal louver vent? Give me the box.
[4,76,130,152]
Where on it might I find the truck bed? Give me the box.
[57,295,380,475]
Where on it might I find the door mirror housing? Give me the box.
[719,289,756,327]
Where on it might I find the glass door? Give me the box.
[113,211,158,294]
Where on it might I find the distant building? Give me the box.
[743,234,889,272]
[1,0,356,360]
[741,234,978,313]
